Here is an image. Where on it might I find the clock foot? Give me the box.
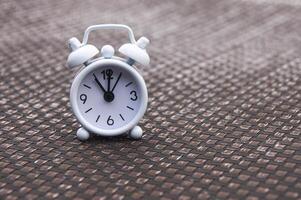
[76,127,90,141]
[129,126,143,139]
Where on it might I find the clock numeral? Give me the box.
[107,115,114,126]
[80,94,87,104]
[83,84,91,89]
[127,106,134,111]
[125,82,133,87]
[96,115,100,122]
[85,108,92,113]
[101,69,113,80]
[130,90,137,101]
[119,114,125,121]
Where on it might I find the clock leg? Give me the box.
[129,126,143,139]
[76,127,90,141]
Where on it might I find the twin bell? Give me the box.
[67,34,150,69]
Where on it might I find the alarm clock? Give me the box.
[67,24,150,140]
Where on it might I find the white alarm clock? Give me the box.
[67,24,150,140]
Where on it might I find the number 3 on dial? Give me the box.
[130,90,137,101]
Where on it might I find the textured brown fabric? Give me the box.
[1,0,301,199]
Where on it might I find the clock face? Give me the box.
[74,62,146,132]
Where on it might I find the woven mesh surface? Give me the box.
[1,0,301,199]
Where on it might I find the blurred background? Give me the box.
[0,0,301,199]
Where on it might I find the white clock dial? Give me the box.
[76,63,142,130]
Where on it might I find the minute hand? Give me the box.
[93,73,106,93]
[111,73,122,92]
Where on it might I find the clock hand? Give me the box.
[94,73,115,103]
[111,72,122,93]
[93,73,106,93]
[106,69,113,92]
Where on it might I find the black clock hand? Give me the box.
[111,72,122,93]
[93,73,106,93]
[106,69,113,92]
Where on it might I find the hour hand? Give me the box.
[93,73,106,93]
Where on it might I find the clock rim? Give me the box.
[70,58,148,136]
